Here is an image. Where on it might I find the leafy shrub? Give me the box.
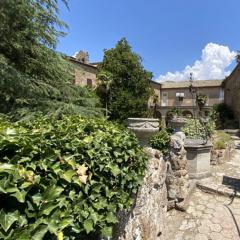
[214,140,226,150]
[213,130,232,150]
[182,119,215,140]
[0,116,147,239]
[149,129,171,153]
[213,103,237,128]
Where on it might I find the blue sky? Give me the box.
[57,0,240,81]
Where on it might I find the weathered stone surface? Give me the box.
[166,132,191,209]
[185,141,212,179]
[210,142,235,165]
[113,148,168,240]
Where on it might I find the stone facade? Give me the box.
[113,148,168,240]
[68,52,98,88]
[150,80,224,122]
[224,62,240,123]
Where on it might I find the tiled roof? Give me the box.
[160,79,223,89]
[68,57,98,69]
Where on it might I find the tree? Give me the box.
[97,38,153,121]
[0,0,101,119]
[96,70,113,117]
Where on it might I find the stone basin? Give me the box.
[168,117,187,132]
[184,139,213,179]
[127,118,159,146]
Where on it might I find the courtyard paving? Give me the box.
[166,138,240,240]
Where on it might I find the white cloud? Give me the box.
[72,52,78,58]
[157,43,236,82]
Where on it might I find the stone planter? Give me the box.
[168,117,187,132]
[184,139,213,179]
[127,118,159,146]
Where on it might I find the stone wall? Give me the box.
[113,148,168,240]
[224,63,240,122]
[74,64,97,87]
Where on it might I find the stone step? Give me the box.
[197,180,240,198]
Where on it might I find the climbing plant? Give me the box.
[0,116,147,239]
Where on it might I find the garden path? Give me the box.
[166,138,240,240]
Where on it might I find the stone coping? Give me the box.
[127,118,159,121]
[127,128,159,132]
[197,180,240,198]
[184,139,213,149]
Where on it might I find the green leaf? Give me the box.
[31,224,48,240]
[108,163,121,176]
[105,212,118,224]
[62,170,75,182]
[32,193,42,206]
[59,218,73,230]
[41,203,59,216]
[83,219,93,234]
[0,209,19,232]
[42,185,64,201]
[11,189,26,203]
[0,163,15,171]
[101,226,112,237]
[83,136,93,144]
[18,215,27,227]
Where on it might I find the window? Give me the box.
[162,92,168,106]
[87,79,93,88]
[219,89,224,102]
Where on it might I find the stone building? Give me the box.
[68,50,240,126]
[149,79,224,122]
[68,50,98,88]
[223,60,240,122]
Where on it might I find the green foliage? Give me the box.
[214,140,226,150]
[0,0,101,119]
[196,93,208,108]
[0,115,147,239]
[182,119,215,140]
[97,38,153,122]
[213,130,232,150]
[167,107,182,119]
[149,129,171,153]
[213,103,237,128]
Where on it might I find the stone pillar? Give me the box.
[184,140,212,179]
[161,116,166,128]
[165,132,191,210]
[113,148,168,240]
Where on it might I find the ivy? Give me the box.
[149,129,171,154]
[0,116,147,239]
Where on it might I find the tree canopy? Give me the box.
[0,0,102,120]
[97,38,153,122]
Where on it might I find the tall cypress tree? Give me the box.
[97,38,153,121]
[0,0,101,119]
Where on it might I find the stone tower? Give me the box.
[75,50,89,64]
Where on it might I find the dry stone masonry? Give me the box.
[165,132,191,210]
[113,148,168,240]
